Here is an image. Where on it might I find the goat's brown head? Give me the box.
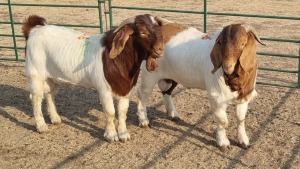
[210,24,266,75]
[109,14,165,72]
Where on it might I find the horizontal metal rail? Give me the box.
[1,0,299,88]
[0,0,106,62]
[0,3,99,8]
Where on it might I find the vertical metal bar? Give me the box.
[203,0,207,33]
[8,0,19,61]
[108,0,113,29]
[97,0,104,33]
[298,46,300,88]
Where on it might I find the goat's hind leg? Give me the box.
[44,79,61,125]
[29,76,48,133]
[158,79,180,121]
[235,102,250,149]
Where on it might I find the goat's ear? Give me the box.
[239,33,257,72]
[210,35,222,74]
[110,26,134,59]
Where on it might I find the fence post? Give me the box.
[203,0,207,33]
[97,0,104,33]
[7,0,19,61]
[298,46,300,88]
[108,0,113,29]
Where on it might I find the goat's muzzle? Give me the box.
[152,46,164,58]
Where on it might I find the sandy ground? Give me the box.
[0,0,300,168]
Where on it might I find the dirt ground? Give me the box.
[0,0,300,168]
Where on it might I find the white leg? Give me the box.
[158,80,180,120]
[137,88,152,127]
[100,92,118,142]
[162,94,180,120]
[137,76,157,127]
[45,80,61,125]
[30,76,48,133]
[212,103,230,150]
[235,102,249,148]
[117,96,130,142]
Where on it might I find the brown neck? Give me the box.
[224,61,257,101]
[102,37,145,96]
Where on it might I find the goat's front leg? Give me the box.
[117,97,130,142]
[100,92,118,142]
[235,102,250,149]
[212,103,230,151]
[137,78,157,127]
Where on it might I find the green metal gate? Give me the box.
[0,0,299,88]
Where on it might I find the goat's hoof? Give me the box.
[139,119,149,128]
[239,143,250,149]
[51,116,62,125]
[219,145,231,152]
[104,134,119,142]
[37,124,49,133]
[118,131,130,143]
[171,116,181,122]
[140,124,149,128]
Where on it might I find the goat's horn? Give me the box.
[242,24,266,46]
[113,16,136,33]
[155,16,173,25]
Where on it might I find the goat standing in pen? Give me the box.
[22,14,166,142]
[137,20,265,150]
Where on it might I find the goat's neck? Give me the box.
[224,62,257,101]
[102,38,146,96]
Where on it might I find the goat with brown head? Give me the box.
[210,24,265,100]
[101,14,165,96]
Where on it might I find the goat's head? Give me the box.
[210,24,265,75]
[109,14,165,72]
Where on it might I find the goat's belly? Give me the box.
[47,69,94,88]
[170,74,206,89]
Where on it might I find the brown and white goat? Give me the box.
[137,22,265,150]
[22,14,165,142]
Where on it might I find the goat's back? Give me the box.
[25,25,105,87]
[156,28,220,88]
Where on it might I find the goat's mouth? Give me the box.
[152,51,163,58]
[146,57,158,72]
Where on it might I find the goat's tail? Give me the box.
[22,15,46,40]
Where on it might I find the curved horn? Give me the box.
[242,24,266,46]
[113,16,136,33]
[154,16,173,26]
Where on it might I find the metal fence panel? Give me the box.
[0,0,299,88]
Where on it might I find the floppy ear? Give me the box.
[210,35,223,74]
[239,33,257,72]
[110,26,134,59]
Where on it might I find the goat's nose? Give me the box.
[223,65,233,74]
[224,65,232,70]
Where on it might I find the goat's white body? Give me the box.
[138,27,257,148]
[26,25,130,141]
[26,25,105,88]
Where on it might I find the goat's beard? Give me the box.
[146,57,158,72]
[224,73,241,91]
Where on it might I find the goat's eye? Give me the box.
[241,44,246,48]
[140,32,147,35]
